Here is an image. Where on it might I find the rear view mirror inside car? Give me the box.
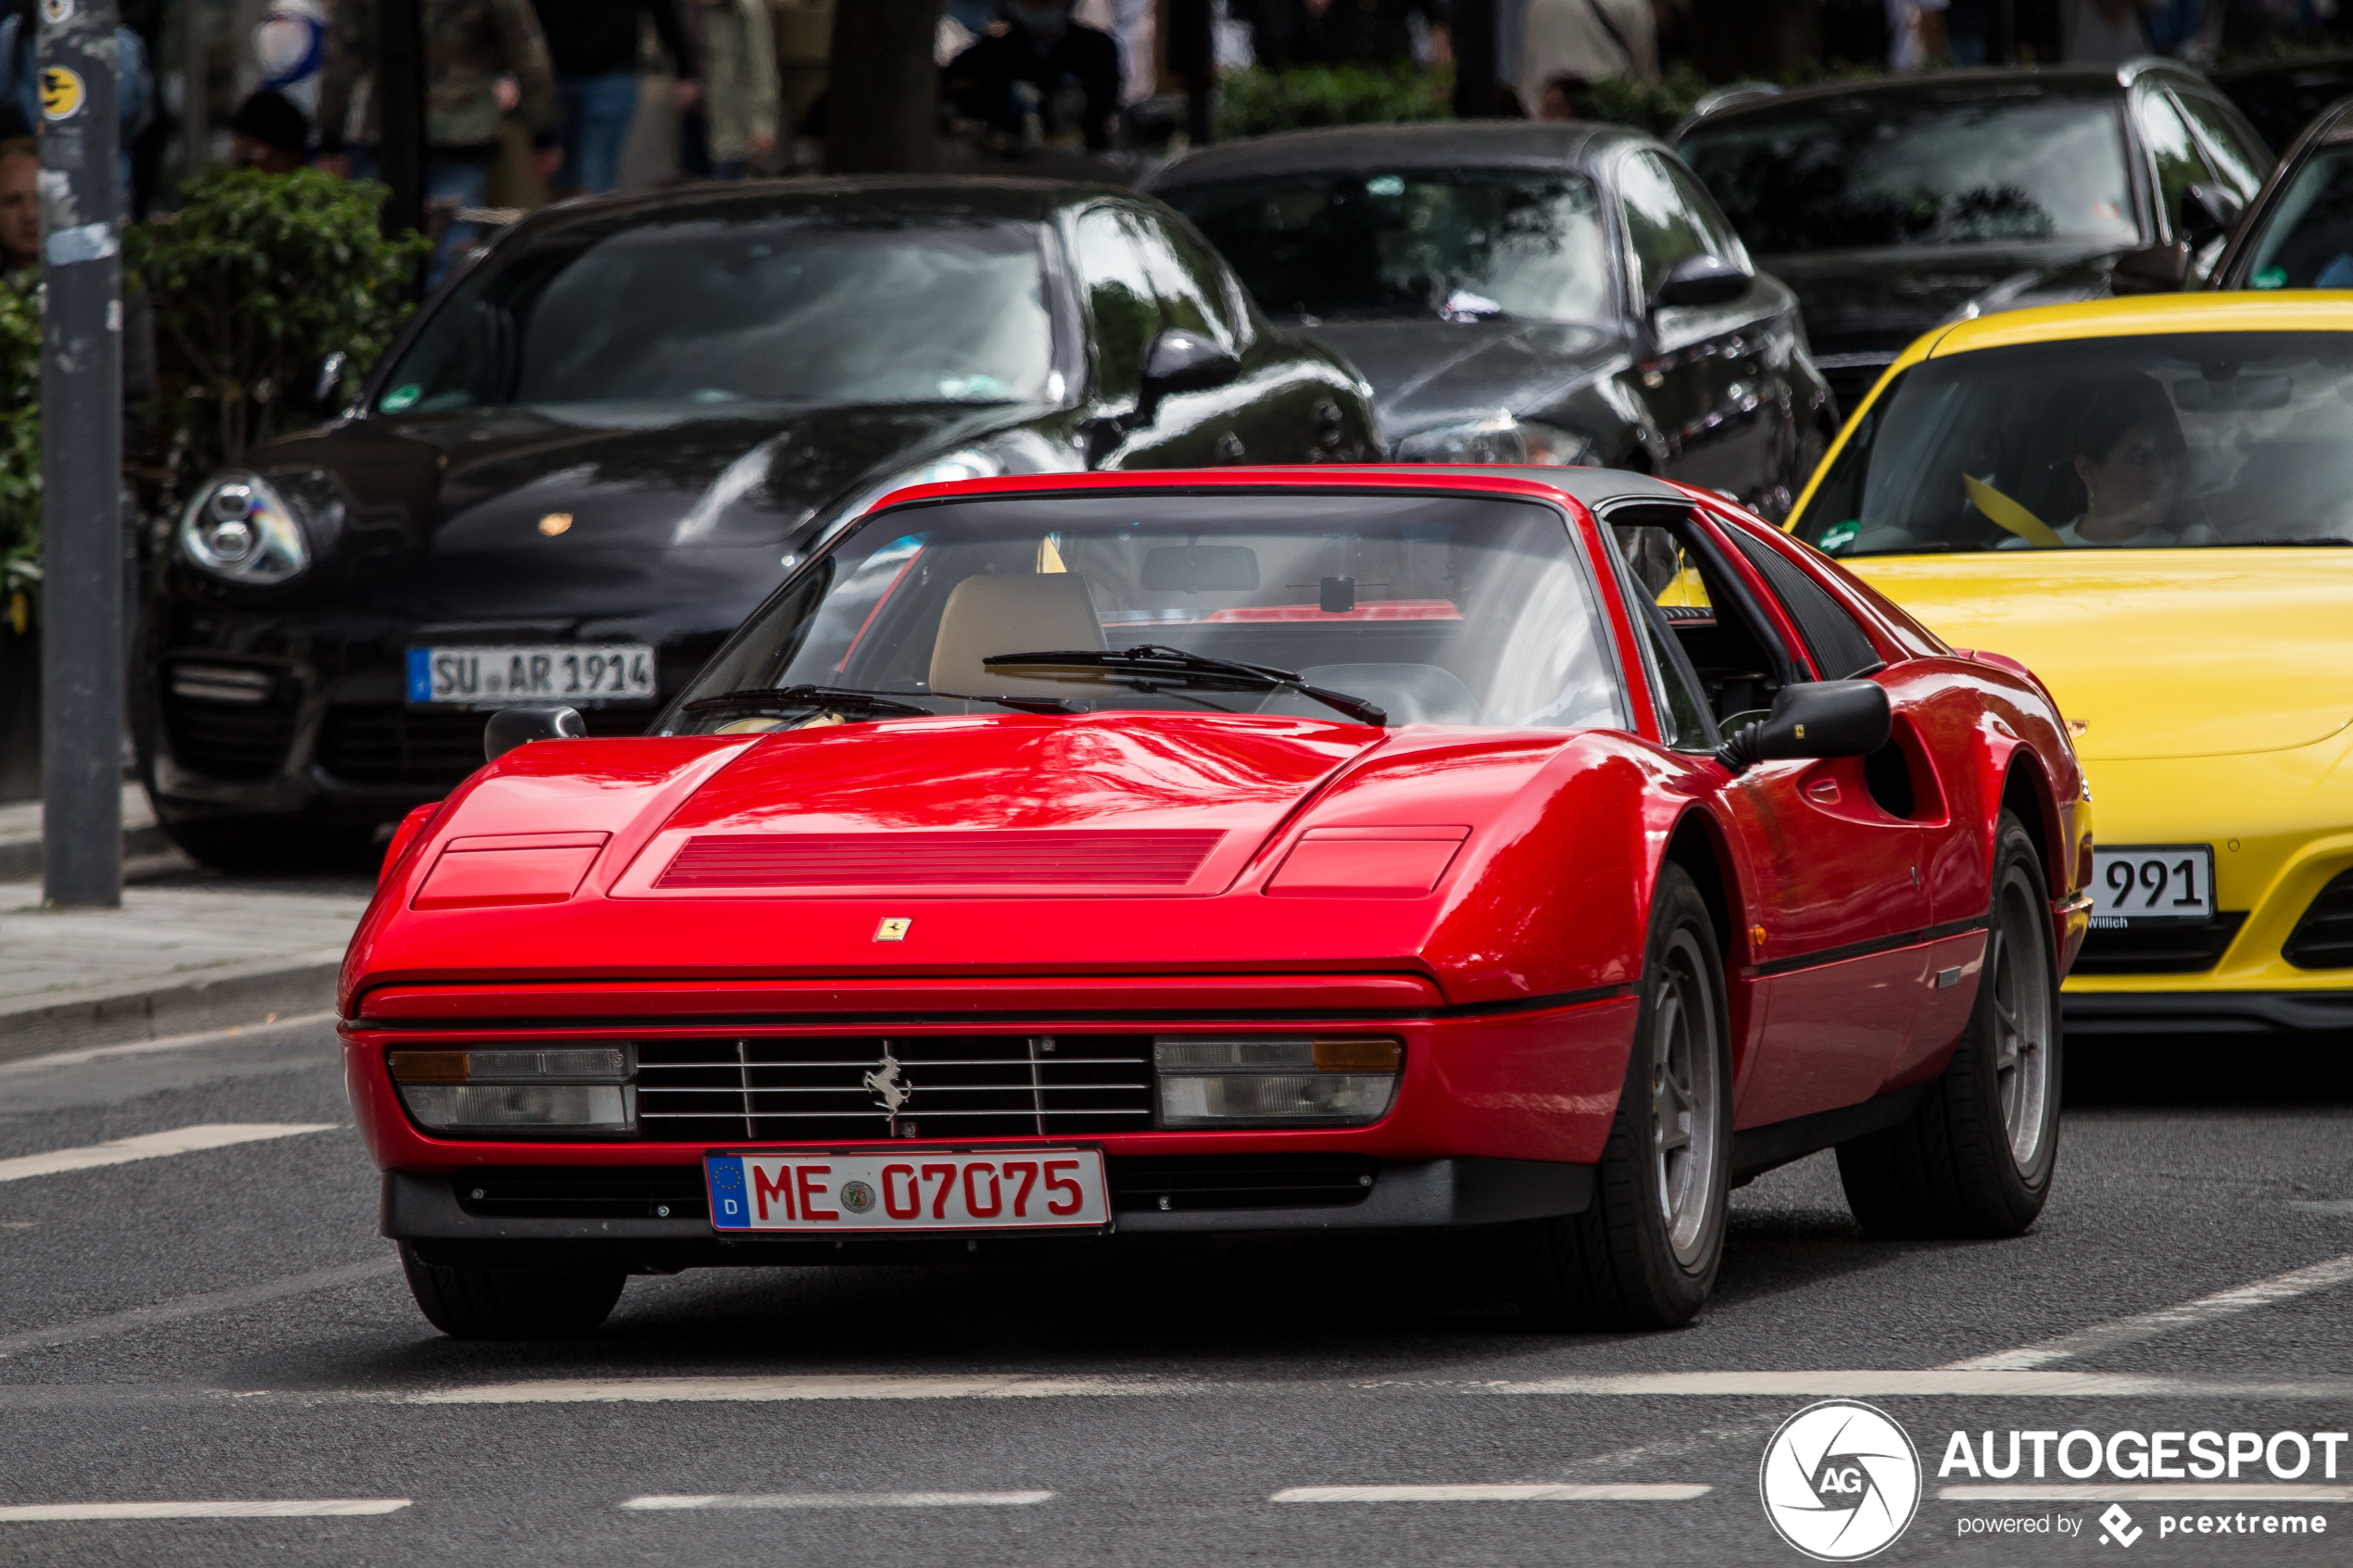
[2174,374,2293,411]
[1142,545,1262,592]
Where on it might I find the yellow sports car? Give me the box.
[1784,294,2353,1036]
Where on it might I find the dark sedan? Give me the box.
[2208,94,2353,290]
[2211,52,2353,152]
[1146,123,1835,519]
[1673,62,2272,415]
[141,177,1380,869]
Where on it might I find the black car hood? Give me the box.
[1765,244,2123,358]
[249,401,1041,624]
[1284,318,1622,438]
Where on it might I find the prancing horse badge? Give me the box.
[874,917,912,941]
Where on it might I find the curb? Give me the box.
[0,823,172,884]
[0,951,345,1066]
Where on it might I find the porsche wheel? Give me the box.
[1837,810,2061,1237]
[398,1244,626,1339]
[1517,864,1730,1330]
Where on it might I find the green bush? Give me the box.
[1577,61,1717,138]
[1217,62,1454,141]
[0,275,36,633]
[126,168,428,483]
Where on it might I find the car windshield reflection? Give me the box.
[2244,145,2353,288]
[665,492,1627,734]
[375,215,1058,414]
[1793,332,2353,555]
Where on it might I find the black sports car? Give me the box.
[2208,94,2353,291]
[2210,52,2353,152]
[1146,122,1835,519]
[1672,62,2273,415]
[141,177,1380,868]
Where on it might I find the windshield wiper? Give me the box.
[683,684,937,719]
[982,645,1389,725]
[682,684,1087,721]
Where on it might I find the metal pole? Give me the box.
[1452,0,1497,119]
[379,0,427,242]
[181,0,205,179]
[39,0,126,909]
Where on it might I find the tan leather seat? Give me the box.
[928,573,1105,697]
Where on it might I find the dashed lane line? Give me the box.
[0,1499,409,1521]
[1944,1253,2353,1372]
[1271,1485,1711,1502]
[1942,1485,2353,1503]
[0,1123,338,1184]
[415,1375,1187,1404]
[622,1492,1054,1511]
[0,1258,399,1359]
[1479,1372,2353,1399]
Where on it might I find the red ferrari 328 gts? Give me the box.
[343,467,2092,1338]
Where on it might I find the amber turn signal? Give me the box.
[387,1050,472,1083]
[1313,1037,1403,1072]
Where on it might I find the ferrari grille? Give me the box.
[2284,871,2353,971]
[633,1034,1155,1140]
[653,830,1225,889]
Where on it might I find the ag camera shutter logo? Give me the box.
[1760,1399,1923,1561]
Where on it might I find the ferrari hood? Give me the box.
[1290,319,1619,439]
[612,712,1385,897]
[1845,550,2353,760]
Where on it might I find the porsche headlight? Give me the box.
[178,472,309,585]
[805,432,1083,553]
[1392,414,1592,467]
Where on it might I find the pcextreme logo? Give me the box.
[1760,1400,1923,1561]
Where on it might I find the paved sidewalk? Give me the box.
[0,874,371,1063]
[0,784,169,881]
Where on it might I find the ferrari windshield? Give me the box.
[1160,171,1613,323]
[375,216,1056,414]
[667,492,1625,733]
[1793,332,2353,556]
[1677,93,2138,252]
[2241,144,2353,288]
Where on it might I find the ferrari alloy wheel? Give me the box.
[1837,810,2062,1238]
[397,1244,627,1339]
[1516,863,1731,1330]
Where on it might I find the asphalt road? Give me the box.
[0,1018,2347,1566]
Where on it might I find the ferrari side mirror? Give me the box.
[1715,680,1891,773]
[484,705,586,762]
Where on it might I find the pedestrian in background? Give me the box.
[2062,0,2152,62]
[0,0,155,194]
[693,0,777,180]
[0,134,34,279]
[945,0,1122,153]
[531,0,700,196]
[1887,0,1949,69]
[318,0,563,284]
[1516,0,1655,116]
[227,88,311,174]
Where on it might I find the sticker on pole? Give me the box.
[39,66,84,121]
[40,0,75,26]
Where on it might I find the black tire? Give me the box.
[157,814,379,875]
[398,1244,626,1339]
[1516,864,1732,1330]
[1837,810,2062,1238]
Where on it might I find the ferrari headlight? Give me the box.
[1392,415,1592,467]
[389,1047,635,1135]
[1153,1036,1403,1127]
[178,472,309,585]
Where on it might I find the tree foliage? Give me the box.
[0,275,38,633]
[126,168,428,480]
[1216,63,1456,141]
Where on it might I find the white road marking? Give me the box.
[0,1123,337,1184]
[621,1492,1053,1511]
[1944,1253,2353,1371]
[0,1258,398,1358]
[2292,1200,2353,1216]
[416,1374,1185,1404]
[1272,1484,1710,1503]
[1483,1372,2353,1399]
[0,1013,336,1078]
[0,1499,409,1521]
[1942,1485,2353,1502]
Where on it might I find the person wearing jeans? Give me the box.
[532,0,700,195]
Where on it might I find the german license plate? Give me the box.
[406,644,655,707]
[2090,845,2215,926]
[706,1148,1109,1234]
